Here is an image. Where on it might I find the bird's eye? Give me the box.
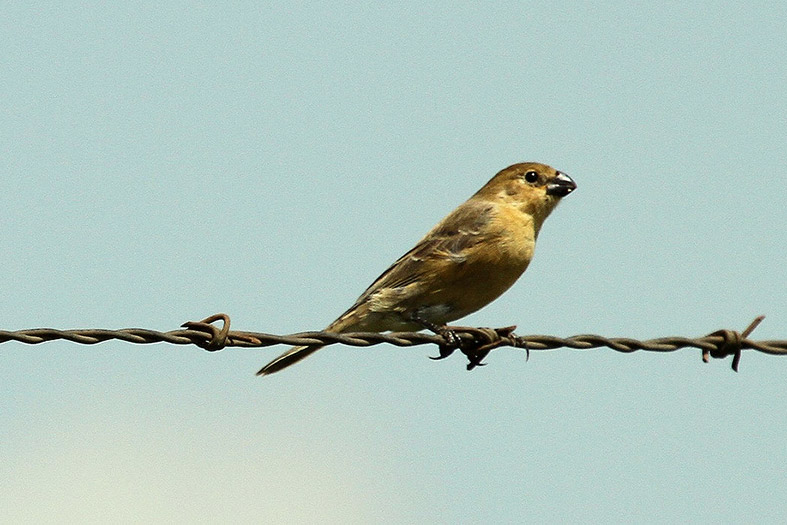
[524,171,539,183]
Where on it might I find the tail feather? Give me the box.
[256,345,323,376]
[257,304,371,376]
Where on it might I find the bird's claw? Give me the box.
[429,345,457,360]
[429,327,461,360]
[464,348,490,370]
[419,319,522,371]
[411,315,462,360]
[457,325,519,370]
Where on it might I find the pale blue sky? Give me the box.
[2,2,786,523]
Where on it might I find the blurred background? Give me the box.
[2,2,785,522]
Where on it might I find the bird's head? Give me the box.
[474,162,576,228]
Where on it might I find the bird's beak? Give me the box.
[546,171,576,197]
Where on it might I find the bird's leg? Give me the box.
[409,313,461,360]
[410,314,517,369]
[447,326,496,369]
[435,325,521,370]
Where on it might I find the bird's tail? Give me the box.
[256,304,368,376]
[256,344,323,376]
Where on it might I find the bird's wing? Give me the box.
[351,199,496,303]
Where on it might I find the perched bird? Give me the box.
[258,162,576,375]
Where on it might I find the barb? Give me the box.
[1,314,784,372]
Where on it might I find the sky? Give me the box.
[2,2,786,523]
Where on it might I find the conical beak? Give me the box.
[546,171,576,197]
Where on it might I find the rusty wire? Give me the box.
[1,313,784,372]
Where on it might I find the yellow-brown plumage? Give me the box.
[259,162,576,375]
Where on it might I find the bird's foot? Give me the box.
[409,314,462,360]
[429,326,463,360]
[454,325,520,370]
[411,313,522,369]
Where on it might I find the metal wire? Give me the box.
[1,313,783,372]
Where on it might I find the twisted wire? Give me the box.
[1,314,782,371]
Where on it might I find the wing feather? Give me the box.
[347,200,495,307]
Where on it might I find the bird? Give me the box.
[258,162,576,375]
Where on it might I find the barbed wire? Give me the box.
[1,313,784,372]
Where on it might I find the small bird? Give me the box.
[258,162,576,375]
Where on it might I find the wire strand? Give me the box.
[1,314,781,372]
